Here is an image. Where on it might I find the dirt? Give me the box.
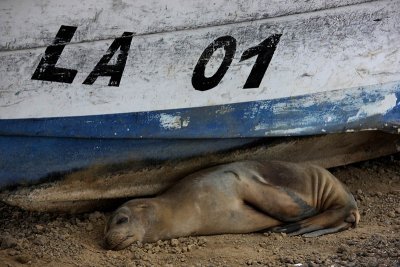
[1,154,399,267]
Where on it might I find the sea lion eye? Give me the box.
[115,216,129,225]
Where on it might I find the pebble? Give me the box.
[337,244,350,254]
[34,224,44,233]
[307,261,319,267]
[0,235,18,249]
[346,240,357,246]
[32,235,46,246]
[170,239,179,247]
[88,211,103,222]
[86,223,94,231]
[15,255,31,264]
[8,249,19,256]
[198,237,207,246]
[187,244,196,251]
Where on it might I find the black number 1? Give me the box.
[240,34,282,89]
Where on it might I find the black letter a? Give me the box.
[31,25,78,83]
[83,32,133,86]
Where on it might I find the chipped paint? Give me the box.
[1,81,399,139]
[159,114,183,130]
[159,114,190,130]
[347,94,397,123]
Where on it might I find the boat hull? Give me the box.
[1,0,399,189]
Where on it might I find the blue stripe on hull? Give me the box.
[0,136,258,188]
[1,82,399,139]
[1,82,399,187]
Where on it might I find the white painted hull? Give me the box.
[0,0,399,187]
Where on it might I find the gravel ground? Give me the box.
[0,154,399,267]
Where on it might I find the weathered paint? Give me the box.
[0,0,374,51]
[1,82,399,138]
[1,0,399,120]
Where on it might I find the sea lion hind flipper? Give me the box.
[301,222,350,237]
[271,209,352,237]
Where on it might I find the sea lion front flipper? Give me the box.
[272,209,352,237]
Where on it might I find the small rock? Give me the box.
[197,237,207,246]
[8,249,18,256]
[282,257,293,264]
[86,222,94,231]
[1,235,18,249]
[132,252,141,260]
[337,245,350,254]
[346,240,357,246]
[170,239,179,247]
[187,244,196,251]
[395,207,400,214]
[356,189,363,195]
[388,212,397,218]
[15,255,31,264]
[88,211,103,222]
[307,261,319,267]
[34,224,44,233]
[32,235,46,246]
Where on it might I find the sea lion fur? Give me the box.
[104,161,360,250]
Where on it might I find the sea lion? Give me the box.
[104,161,360,250]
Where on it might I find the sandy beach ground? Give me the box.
[1,154,399,267]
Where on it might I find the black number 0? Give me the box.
[192,36,237,91]
[192,34,281,91]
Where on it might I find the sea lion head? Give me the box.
[104,200,154,250]
[344,192,361,228]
